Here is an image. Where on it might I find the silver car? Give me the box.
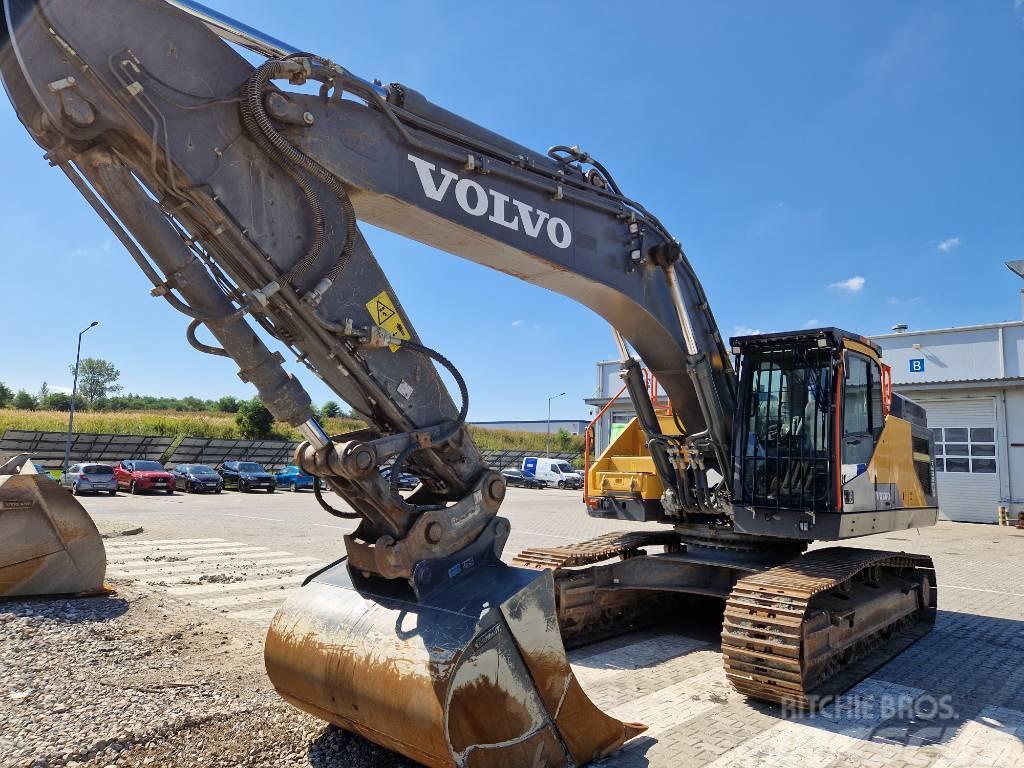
[61,463,118,496]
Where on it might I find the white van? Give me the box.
[522,457,582,489]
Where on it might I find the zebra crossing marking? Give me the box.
[105,537,226,547]
[110,556,317,580]
[108,550,310,567]
[105,544,262,557]
[166,575,300,596]
[118,562,313,585]
[104,537,324,623]
[110,546,272,562]
[232,606,280,623]
[198,589,297,609]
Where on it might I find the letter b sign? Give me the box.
[909,358,925,373]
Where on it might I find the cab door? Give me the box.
[841,352,885,510]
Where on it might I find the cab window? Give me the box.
[843,353,884,465]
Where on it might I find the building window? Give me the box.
[933,427,997,474]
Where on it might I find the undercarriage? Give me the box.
[514,528,936,708]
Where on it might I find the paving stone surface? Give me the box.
[74,491,1024,767]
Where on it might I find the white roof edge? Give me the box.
[872,319,1024,339]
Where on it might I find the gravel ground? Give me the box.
[0,584,416,768]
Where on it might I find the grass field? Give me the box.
[0,409,584,455]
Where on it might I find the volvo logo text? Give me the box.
[407,154,572,249]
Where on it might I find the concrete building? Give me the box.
[873,320,1024,523]
[585,360,665,457]
[469,419,589,436]
[586,316,1024,523]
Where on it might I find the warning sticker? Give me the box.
[365,290,411,352]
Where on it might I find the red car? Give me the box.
[114,459,175,495]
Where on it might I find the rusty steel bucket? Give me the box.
[266,561,644,767]
[0,454,107,596]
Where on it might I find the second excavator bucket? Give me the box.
[0,453,107,597]
[266,561,644,767]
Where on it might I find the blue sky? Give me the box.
[1,1,1022,420]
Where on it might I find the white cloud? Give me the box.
[937,237,960,253]
[511,319,524,328]
[802,319,820,328]
[828,276,866,292]
[733,325,763,337]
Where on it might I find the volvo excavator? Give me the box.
[0,1,940,765]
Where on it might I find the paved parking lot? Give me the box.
[78,489,1024,767]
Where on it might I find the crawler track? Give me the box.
[512,530,680,569]
[721,547,936,708]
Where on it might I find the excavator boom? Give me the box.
[0,1,939,764]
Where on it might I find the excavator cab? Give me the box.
[0,0,943,759]
[729,328,938,539]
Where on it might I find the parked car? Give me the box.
[172,464,224,494]
[380,467,419,491]
[114,460,175,495]
[61,463,118,496]
[220,461,276,493]
[522,457,583,489]
[500,468,547,489]
[275,465,318,492]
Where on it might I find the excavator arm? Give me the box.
[1,0,737,764]
[2,0,735,552]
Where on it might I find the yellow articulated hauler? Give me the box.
[586,414,677,522]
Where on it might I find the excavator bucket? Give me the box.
[0,453,107,596]
[266,561,644,767]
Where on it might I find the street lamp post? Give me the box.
[546,391,566,457]
[1006,261,1024,318]
[64,321,98,472]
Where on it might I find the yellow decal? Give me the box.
[365,290,411,352]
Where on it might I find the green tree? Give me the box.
[235,398,274,439]
[179,396,208,412]
[554,428,574,452]
[41,392,84,411]
[216,395,241,413]
[321,400,341,418]
[71,358,122,405]
[0,381,12,408]
[38,381,50,404]
[12,390,37,410]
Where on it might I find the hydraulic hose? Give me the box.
[387,339,469,498]
[313,479,360,519]
[240,60,358,287]
[240,62,327,285]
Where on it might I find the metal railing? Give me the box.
[0,430,174,470]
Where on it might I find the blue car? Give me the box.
[275,465,318,492]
